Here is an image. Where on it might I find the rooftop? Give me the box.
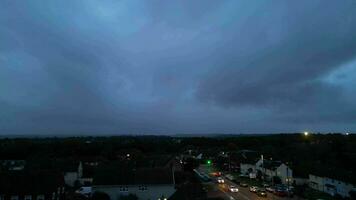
[0,170,64,194]
[93,164,174,186]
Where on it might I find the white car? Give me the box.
[217,177,225,184]
[249,186,258,192]
[229,185,239,192]
[75,186,92,197]
[266,186,275,193]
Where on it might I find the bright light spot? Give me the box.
[346,132,349,136]
[304,131,309,136]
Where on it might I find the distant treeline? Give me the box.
[0,133,355,183]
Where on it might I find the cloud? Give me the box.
[196,0,356,123]
[1,0,356,134]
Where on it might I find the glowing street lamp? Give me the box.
[346,132,350,136]
[304,131,309,136]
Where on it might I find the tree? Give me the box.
[256,170,263,180]
[183,157,199,171]
[350,190,356,200]
[227,143,238,151]
[272,176,282,184]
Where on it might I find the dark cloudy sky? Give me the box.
[1,0,356,135]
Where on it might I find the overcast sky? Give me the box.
[1,0,356,135]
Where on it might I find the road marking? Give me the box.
[217,187,238,200]
[218,187,250,200]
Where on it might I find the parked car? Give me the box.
[249,186,258,192]
[265,186,275,193]
[262,183,269,188]
[240,183,248,187]
[274,188,287,197]
[75,186,92,197]
[217,177,225,184]
[257,189,267,197]
[229,185,239,192]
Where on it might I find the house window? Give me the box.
[139,185,147,191]
[37,195,45,200]
[119,186,128,192]
[25,195,32,200]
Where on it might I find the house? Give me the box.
[25,158,83,187]
[79,165,95,186]
[309,174,356,198]
[240,163,256,177]
[256,159,293,185]
[55,160,83,187]
[293,177,308,186]
[238,151,259,175]
[291,167,309,186]
[235,150,259,175]
[0,160,26,171]
[92,166,176,200]
[0,170,65,200]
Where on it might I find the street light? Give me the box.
[346,132,350,136]
[304,131,309,136]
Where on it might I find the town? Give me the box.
[0,133,355,200]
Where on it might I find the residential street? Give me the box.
[198,165,304,200]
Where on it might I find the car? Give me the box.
[229,185,239,192]
[211,171,222,177]
[257,189,267,197]
[249,186,258,192]
[240,183,248,187]
[265,186,275,193]
[75,186,92,197]
[262,183,269,188]
[274,188,287,197]
[217,177,225,184]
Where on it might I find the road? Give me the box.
[198,165,303,200]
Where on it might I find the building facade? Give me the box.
[0,171,65,200]
[309,174,356,198]
[93,184,175,200]
[92,167,176,200]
